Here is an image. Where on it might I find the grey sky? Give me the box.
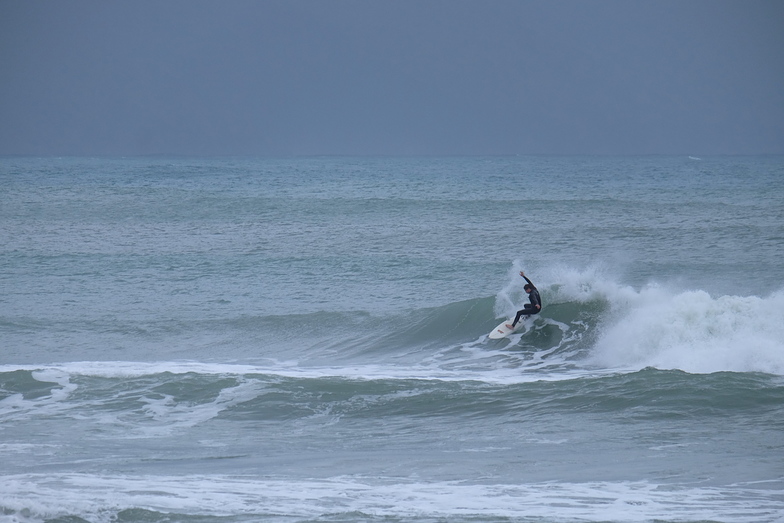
[1,0,782,156]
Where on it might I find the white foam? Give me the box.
[0,359,598,388]
[0,369,77,420]
[590,287,784,374]
[1,473,781,523]
[134,377,264,437]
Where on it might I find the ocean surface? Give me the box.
[1,155,783,523]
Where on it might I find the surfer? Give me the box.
[507,271,541,328]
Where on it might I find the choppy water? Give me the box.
[1,155,783,522]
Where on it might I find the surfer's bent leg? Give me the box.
[511,305,537,327]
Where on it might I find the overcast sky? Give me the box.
[1,0,782,156]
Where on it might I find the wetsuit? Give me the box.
[511,275,542,327]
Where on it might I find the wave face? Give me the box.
[2,155,784,523]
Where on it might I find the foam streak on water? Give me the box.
[2,474,783,523]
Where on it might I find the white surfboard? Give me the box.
[488,318,527,339]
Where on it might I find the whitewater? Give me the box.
[1,155,783,523]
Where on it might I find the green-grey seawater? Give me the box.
[1,156,783,522]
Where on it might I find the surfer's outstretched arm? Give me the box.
[519,271,535,289]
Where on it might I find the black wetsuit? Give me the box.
[511,275,542,326]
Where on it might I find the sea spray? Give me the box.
[591,288,784,374]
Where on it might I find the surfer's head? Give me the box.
[524,284,533,292]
